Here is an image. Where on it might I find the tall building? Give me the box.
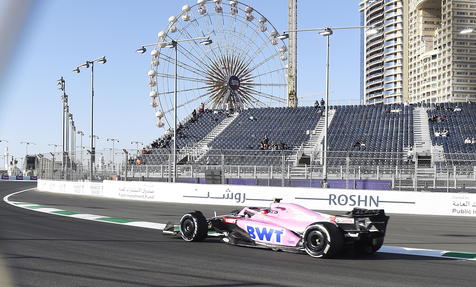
[408,0,476,103]
[360,0,408,105]
[361,0,476,104]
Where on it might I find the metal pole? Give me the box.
[90,62,95,181]
[62,98,65,178]
[65,109,69,173]
[323,30,331,188]
[112,141,115,171]
[173,43,178,183]
[79,132,83,175]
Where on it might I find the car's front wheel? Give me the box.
[303,222,344,258]
[179,211,208,242]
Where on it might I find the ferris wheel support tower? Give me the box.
[287,0,298,107]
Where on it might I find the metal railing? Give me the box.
[33,148,476,192]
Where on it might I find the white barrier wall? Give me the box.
[37,180,476,217]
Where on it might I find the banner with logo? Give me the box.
[37,180,476,217]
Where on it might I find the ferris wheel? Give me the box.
[145,0,289,129]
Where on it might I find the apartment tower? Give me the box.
[360,0,408,104]
[361,0,476,104]
[408,0,476,103]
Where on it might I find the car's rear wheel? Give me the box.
[355,237,384,255]
[179,211,208,242]
[303,222,344,258]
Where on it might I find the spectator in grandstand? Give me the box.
[314,100,320,109]
[441,129,449,137]
[464,137,472,144]
[353,140,366,150]
[263,135,269,148]
[454,106,462,112]
[434,131,441,137]
[407,146,414,162]
[249,115,256,121]
[472,138,476,144]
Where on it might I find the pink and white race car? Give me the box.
[164,199,389,258]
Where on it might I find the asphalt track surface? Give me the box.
[1,182,476,287]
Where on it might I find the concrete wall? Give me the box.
[37,180,476,217]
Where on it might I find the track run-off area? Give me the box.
[1,181,476,287]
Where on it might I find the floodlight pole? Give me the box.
[173,41,178,182]
[74,56,106,181]
[322,28,332,187]
[58,76,68,180]
[107,138,119,172]
[90,62,95,181]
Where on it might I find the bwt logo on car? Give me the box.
[246,226,284,243]
[328,193,379,208]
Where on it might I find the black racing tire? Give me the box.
[303,222,344,258]
[354,237,384,255]
[179,211,208,242]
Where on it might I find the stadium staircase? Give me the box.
[413,107,433,166]
[310,109,335,165]
[185,112,239,163]
[289,109,335,177]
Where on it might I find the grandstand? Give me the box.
[104,102,475,191]
[139,103,476,169]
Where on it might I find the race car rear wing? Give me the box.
[335,208,389,236]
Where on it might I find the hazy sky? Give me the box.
[0,0,362,165]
